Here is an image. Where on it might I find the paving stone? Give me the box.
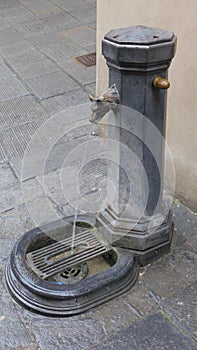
[20,0,59,15]
[9,137,77,181]
[74,13,96,26]
[23,196,61,227]
[61,26,96,47]
[28,31,67,50]
[0,178,45,222]
[45,132,106,171]
[32,4,61,17]
[0,188,23,221]
[43,138,89,174]
[52,0,88,12]
[5,104,93,169]
[22,177,46,201]
[118,277,163,316]
[87,296,140,336]
[84,43,96,53]
[2,182,24,204]
[14,59,60,80]
[0,16,11,30]
[64,3,96,24]
[0,95,48,131]
[61,122,94,141]
[88,21,97,30]
[37,170,66,206]
[0,29,23,48]
[0,163,18,190]
[43,41,87,61]
[5,48,46,67]
[23,316,104,350]
[83,0,97,6]
[0,283,36,350]
[10,116,103,180]
[0,77,29,102]
[10,152,51,182]
[0,181,36,232]
[0,0,21,10]
[172,200,197,237]
[0,63,15,80]
[40,89,89,115]
[138,234,197,299]
[38,101,92,129]
[67,43,91,60]
[6,48,46,68]
[0,271,5,299]
[93,313,197,350]
[85,82,96,94]
[0,238,16,269]
[0,119,48,159]
[0,206,34,238]
[36,150,104,208]
[7,105,93,178]
[41,158,108,217]
[41,10,80,31]
[58,58,96,85]
[25,71,79,100]
[0,5,32,21]
[0,40,34,58]
[170,227,187,254]
[57,201,80,217]
[0,192,14,214]
[160,282,197,341]
[0,143,7,163]
[15,17,48,38]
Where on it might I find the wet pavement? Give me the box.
[0,1,197,349]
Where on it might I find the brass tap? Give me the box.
[153,76,170,89]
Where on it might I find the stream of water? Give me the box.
[70,131,92,255]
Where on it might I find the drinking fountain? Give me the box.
[96,25,177,265]
[5,26,177,316]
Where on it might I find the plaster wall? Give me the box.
[96,0,197,211]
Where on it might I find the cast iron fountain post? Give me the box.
[97,25,177,265]
[5,25,177,316]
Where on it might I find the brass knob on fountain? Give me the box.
[153,76,170,89]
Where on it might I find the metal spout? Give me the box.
[89,84,120,124]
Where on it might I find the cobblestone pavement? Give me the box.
[0,1,197,349]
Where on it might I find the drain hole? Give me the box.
[53,263,89,284]
[60,266,81,278]
[73,221,94,229]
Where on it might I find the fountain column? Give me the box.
[97,25,177,265]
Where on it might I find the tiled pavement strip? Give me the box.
[0,1,196,349]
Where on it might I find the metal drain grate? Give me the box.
[75,52,96,67]
[26,229,111,280]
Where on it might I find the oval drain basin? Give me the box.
[5,216,139,316]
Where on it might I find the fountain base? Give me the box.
[5,216,139,317]
[97,208,174,266]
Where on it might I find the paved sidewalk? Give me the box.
[0,0,96,166]
[0,1,197,350]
